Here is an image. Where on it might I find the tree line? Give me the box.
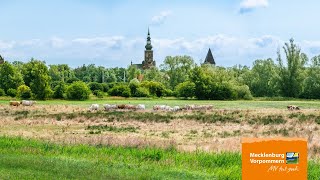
[0,38,319,100]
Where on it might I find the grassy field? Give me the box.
[0,136,319,180]
[1,98,320,179]
[2,97,320,109]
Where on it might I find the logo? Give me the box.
[286,152,299,164]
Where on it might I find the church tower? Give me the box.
[203,48,216,65]
[142,28,156,69]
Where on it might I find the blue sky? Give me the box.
[1,0,320,67]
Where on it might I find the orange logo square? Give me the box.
[242,138,307,180]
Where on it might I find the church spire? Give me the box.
[145,27,153,50]
[204,48,216,65]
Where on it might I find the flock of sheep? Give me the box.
[8,100,300,112]
[88,104,214,112]
[9,100,36,107]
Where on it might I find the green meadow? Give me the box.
[0,136,319,180]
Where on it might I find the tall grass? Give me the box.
[0,136,319,179]
[0,136,241,179]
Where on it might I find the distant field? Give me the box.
[2,98,320,109]
[0,136,319,179]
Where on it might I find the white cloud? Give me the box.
[151,10,172,25]
[239,0,269,14]
[0,40,15,49]
[2,35,320,67]
[72,36,125,49]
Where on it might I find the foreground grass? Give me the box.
[0,136,240,179]
[0,137,319,179]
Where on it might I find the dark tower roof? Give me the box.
[0,55,4,64]
[204,48,215,65]
[145,28,153,50]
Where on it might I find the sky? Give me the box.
[1,0,320,68]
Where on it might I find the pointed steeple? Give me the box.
[145,27,153,50]
[204,48,215,65]
[0,55,4,64]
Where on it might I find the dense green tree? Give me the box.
[277,39,307,97]
[108,84,131,97]
[53,82,67,99]
[243,59,280,97]
[66,81,91,100]
[88,82,104,92]
[22,59,52,100]
[160,56,195,89]
[129,78,140,96]
[301,55,320,99]
[0,89,5,96]
[141,81,166,97]
[127,66,141,82]
[0,62,24,93]
[175,81,196,98]
[49,64,74,83]
[17,85,32,99]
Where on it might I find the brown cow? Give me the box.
[9,101,21,107]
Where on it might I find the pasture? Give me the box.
[1,98,320,179]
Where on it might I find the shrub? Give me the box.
[233,85,253,100]
[53,82,67,99]
[88,82,104,92]
[101,83,110,92]
[135,87,150,97]
[93,90,104,98]
[141,81,166,97]
[66,81,91,100]
[129,78,140,96]
[0,88,5,96]
[17,85,32,99]
[7,88,17,97]
[108,84,131,97]
[175,81,195,98]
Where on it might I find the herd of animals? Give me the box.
[88,104,214,112]
[8,100,301,112]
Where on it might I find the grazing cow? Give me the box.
[103,104,117,111]
[117,104,126,109]
[21,100,36,106]
[89,104,99,111]
[9,101,21,107]
[124,104,136,110]
[287,105,300,111]
[136,104,146,110]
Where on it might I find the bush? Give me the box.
[53,82,67,99]
[93,90,104,98]
[234,85,253,100]
[88,82,104,92]
[164,89,174,97]
[17,85,32,99]
[66,81,91,100]
[129,79,140,96]
[101,83,110,92]
[141,81,166,97]
[7,88,17,97]
[0,88,5,96]
[108,84,131,97]
[175,81,195,98]
[135,87,150,97]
